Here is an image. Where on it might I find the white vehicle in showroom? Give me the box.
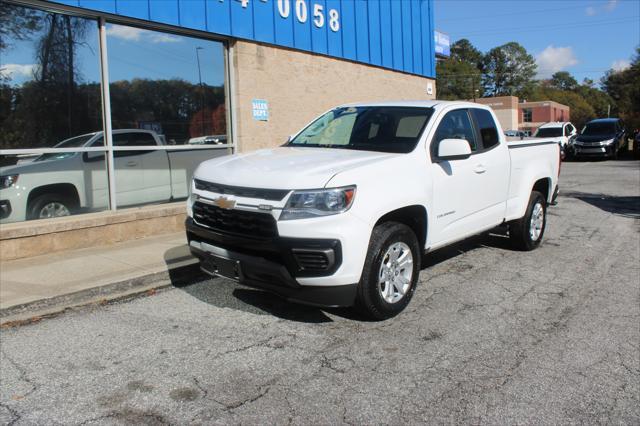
[0,129,221,223]
[187,101,561,319]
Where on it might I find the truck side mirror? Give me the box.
[437,138,472,161]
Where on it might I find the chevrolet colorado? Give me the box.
[0,129,224,222]
[187,101,561,319]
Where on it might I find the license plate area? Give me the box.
[202,255,241,281]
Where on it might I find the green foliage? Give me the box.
[436,59,481,100]
[601,47,640,131]
[450,38,483,68]
[481,42,537,97]
[550,71,578,91]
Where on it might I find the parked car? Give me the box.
[534,122,577,147]
[186,101,561,319]
[188,135,228,145]
[504,130,527,139]
[573,118,627,159]
[0,129,222,223]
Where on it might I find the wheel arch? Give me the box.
[532,177,551,203]
[373,205,428,249]
[27,183,81,211]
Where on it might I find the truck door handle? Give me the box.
[126,161,139,167]
[473,165,486,174]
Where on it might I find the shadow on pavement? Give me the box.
[562,191,640,219]
[163,230,516,323]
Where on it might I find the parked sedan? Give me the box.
[573,118,627,159]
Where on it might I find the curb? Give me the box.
[0,260,206,327]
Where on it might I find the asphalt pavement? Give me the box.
[1,159,639,425]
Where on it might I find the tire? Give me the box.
[355,222,421,320]
[509,191,546,251]
[28,193,75,220]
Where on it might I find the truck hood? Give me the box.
[194,147,397,189]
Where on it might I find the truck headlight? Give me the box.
[280,186,356,220]
[0,174,19,189]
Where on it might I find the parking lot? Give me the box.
[1,159,639,425]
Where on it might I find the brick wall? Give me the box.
[231,40,437,153]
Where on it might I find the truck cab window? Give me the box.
[471,109,500,150]
[433,110,477,153]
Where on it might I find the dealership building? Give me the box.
[0,0,440,259]
[473,96,571,135]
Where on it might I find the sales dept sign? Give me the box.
[252,99,269,121]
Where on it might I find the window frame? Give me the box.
[469,108,502,153]
[429,108,480,162]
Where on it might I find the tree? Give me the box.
[601,47,640,130]
[436,39,482,100]
[436,59,482,100]
[0,2,42,51]
[550,71,578,91]
[450,38,483,69]
[482,42,537,97]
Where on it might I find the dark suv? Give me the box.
[573,118,627,159]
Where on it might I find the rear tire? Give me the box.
[509,191,546,251]
[355,222,421,320]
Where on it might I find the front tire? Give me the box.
[355,222,421,320]
[509,191,546,251]
[28,194,74,220]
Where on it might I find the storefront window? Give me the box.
[0,3,108,224]
[0,4,103,150]
[106,24,227,146]
[105,24,229,208]
[0,4,231,224]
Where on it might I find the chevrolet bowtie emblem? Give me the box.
[213,196,236,210]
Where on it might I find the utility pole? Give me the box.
[607,104,611,118]
[195,47,205,136]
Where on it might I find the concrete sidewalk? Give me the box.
[0,232,201,324]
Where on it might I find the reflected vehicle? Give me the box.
[573,118,627,159]
[504,130,527,139]
[188,135,227,145]
[0,129,222,223]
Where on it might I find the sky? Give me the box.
[434,0,640,82]
[1,10,225,88]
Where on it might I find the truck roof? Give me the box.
[337,100,485,109]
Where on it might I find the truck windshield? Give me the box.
[582,122,616,136]
[287,106,434,153]
[535,128,562,137]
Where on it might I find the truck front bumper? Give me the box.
[186,218,358,307]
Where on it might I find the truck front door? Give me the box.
[429,108,508,246]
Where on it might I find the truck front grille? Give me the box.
[194,179,289,201]
[192,202,277,239]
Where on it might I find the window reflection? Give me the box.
[0,4,102,150]
[106,24,227,146]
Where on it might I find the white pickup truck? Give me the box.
[0,129,223,223]
[187,101,561,319]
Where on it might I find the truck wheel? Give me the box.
[28,194,74,220]
[509,191,546,251]
[355,222,421,320]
